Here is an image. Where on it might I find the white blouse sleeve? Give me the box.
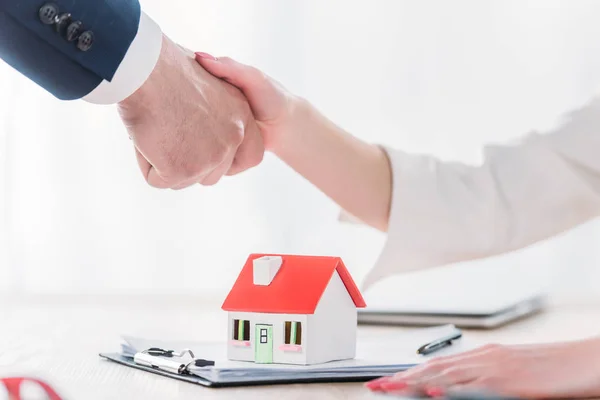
[363,96,600,290]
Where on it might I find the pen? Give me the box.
[417,330,462,355]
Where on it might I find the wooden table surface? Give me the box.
[1,295,598,399]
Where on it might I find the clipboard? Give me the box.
[98,325,467,388]
[98,352,403,388]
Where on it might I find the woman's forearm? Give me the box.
[272,99,392,232]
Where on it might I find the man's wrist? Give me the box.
[117,34,173,112]
[83,12,163,105]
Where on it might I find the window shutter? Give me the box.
[233,319,239,340]
[284,321,291,344]
[243,320,250,341]
[295,322,302,345]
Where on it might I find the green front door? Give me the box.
[255,324,273,364]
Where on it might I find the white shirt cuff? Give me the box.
[83,12,163,105]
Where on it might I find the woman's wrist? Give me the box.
[269,95,316,159]
[269,95,392,231]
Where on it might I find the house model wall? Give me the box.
[222,254,366,366]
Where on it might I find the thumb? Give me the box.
[195,53,283,121]
[227,119,264,176]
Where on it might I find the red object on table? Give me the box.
[0,377,63,400]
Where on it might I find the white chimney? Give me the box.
[253,256,283,286]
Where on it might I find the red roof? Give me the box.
[222,254,366,314]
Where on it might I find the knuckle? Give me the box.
[206,150,225,168]
[224,123,245,149]
[159,155,180,177]
[146,174,172,189]
[248,149,264,168]
[174,150,223,182]
[250,67,268,84]
[440,366,463,380]
[165,162,192,182]
[164,162,195,184]
[233,127,245,146]
[422,360,447,374]
[200,171,224,187]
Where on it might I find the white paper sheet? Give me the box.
[121,324,472,379]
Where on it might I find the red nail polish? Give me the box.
[380,380,408,391]
[426,387,445,397]
[364,377,390,391]
[195,52,217,61]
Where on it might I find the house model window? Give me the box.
[233,319,250,341]
[284,321,302,345]
[259,328,268,344]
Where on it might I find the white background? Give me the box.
[1,0,600,305]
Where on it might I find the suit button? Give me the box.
[66,21,83,42]
[77,31,94,52]
[39,3,59,25]
[54,13,72,34]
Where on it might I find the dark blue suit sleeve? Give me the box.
[0,0,140,100]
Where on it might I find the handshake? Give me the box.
[117,35,291,189]
[115,34,393,235]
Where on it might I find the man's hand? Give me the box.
[117,35,264,189]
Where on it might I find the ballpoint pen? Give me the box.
[417,330,463,355]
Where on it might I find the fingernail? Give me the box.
[426,387,445,397]
[195,52,217,61]
[364,377,390,391]
[379,381,408,391]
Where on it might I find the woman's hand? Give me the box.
[366,339,600,399]
[195,53,302,154]
[194,53,393,231]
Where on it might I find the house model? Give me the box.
[222,254,367,365]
